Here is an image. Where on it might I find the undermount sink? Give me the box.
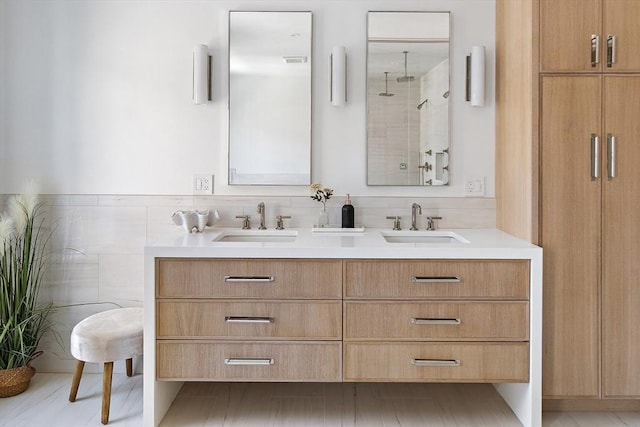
[381,230,469,244]
[213,230,298,243]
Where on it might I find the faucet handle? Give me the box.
[275,215,291,230]
[386,216,402,231]
[425,216,443,231]
[235,215,251,230]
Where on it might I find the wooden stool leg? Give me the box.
[126,358,133,377]
[69,360,85,402]
[101,362,114,425]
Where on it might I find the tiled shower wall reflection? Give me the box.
[0,194,495,373]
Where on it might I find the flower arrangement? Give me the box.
[0,185,53,371]
[310,183,333,208]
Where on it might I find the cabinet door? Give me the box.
[603,0,640,71]
[540,0,602,72]
[540,76,601,397]
[602,76,640,397]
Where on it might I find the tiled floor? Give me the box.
[3,374,640,426]
[0,373,142,427]
[160,382,522,426]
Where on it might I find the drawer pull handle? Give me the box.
[411,358,460,367]
[412,276,461,283]
[411,318,461,325]
[607,133,616,179]
[591,34,600,66]
[225,316,274,324]
[224,358,274,366]
[224,276,275,283]
[607,34,616,67]
[591,133,600,180]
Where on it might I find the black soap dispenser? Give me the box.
[342,194,355,228]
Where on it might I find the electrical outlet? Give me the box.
[465,177,485,197]
[193,174,214,195]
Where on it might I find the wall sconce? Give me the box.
[465,45,485,107]
[193,44,212,104]
[329,46,347,106]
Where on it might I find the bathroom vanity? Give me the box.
[144,228,542,427]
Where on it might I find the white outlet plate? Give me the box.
[193,174,214,195]
[465,177,485,197]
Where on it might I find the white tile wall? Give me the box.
[0,193,495,373]
[367,75,422,185]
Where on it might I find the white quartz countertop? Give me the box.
[145,227,540,259]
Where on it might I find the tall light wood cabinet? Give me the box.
[540,76,602,398]
[540,0,640,73]
[540,76,640,399]
[497,0,640,406]
[601,76,640,398]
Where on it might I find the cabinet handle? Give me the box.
[225,316,274,324]
[412,276,461,283]
[607,133,616,179]
[591,34,600,67]
[607,35,616,67]
[411,358,460,367]
[591,134,600,180]
[411,317,461,325]
[224,276,274,283]
[224,358,274,366]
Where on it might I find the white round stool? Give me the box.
[68,307,143,425]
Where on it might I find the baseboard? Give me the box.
[543,398,640,412]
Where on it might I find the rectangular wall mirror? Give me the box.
[228,11,312,186]
[367,12,450,186]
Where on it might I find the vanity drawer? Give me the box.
[157,300,341,340]
[343,342,529,383]
[157,341,342,381]
[344,301,529,341]
[344,259,529,299]
[157,258,342,299]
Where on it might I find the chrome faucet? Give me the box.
[410,203,422,231]
[257,202,267,230]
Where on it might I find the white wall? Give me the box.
[0,0,495,198]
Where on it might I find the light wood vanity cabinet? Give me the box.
[540,0,640,72]
[343,259,531,383]
[344,259,530,299]
[155,258,343,382]
[157,341,341,381]
[157,258,342,299]
[344,301,529,341]
[156,258,531,384]
[157,300,341,340]
[344,342,529,383]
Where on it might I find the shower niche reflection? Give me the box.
[367,12,450,186]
